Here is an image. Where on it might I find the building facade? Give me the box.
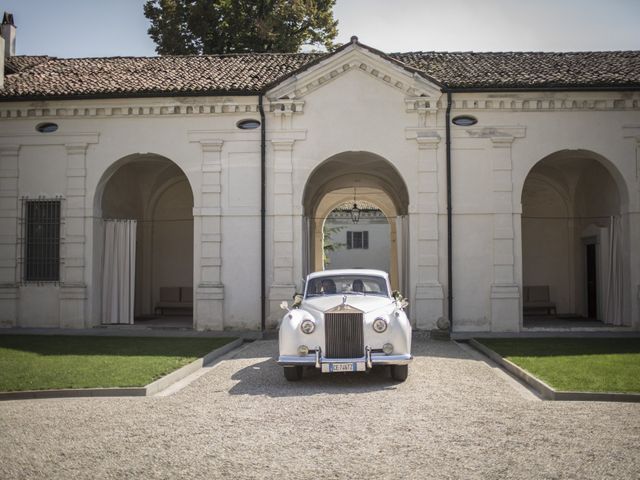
[1,23,639,333]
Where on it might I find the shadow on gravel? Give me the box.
[228,358,401,397]
[226,338,473,397]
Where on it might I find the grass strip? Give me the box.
[477,338,640,393]
[0,335,235,392]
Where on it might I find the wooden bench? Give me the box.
[523,285,557,316]
[155,287,193,315]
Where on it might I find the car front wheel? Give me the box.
[390,364,408,381]
[283,366,303,381]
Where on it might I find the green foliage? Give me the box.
[144,0,339,55]
[323,224,345,266]
[478,338,640,393]
[0,336,235,391]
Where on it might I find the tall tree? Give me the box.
[144,0,339,55]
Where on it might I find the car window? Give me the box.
[305,275,389,298]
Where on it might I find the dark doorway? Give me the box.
[586,243,597,319]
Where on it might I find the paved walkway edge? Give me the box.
[469,339,640,403]
[144,338,243,395]
[0,338,244,401]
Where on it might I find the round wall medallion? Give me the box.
[35,122,59,133]
[451,115,478,126]
[236,119,261,130]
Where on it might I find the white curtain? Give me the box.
[102,219,137,324]
[603,215,623,325]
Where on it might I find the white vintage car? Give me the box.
[278,269,412,381]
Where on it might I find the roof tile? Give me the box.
[1,49,639,100]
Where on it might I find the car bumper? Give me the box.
[278,346,412,369]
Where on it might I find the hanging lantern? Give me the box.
[350,187,360,223]
[350,203,360,224]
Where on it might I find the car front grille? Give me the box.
[325,311,364,358]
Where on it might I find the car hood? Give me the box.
[301,295,396,315]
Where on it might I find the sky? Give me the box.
[1,0,639,58]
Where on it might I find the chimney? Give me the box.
[2,12,16,58]
[0,35,4,89]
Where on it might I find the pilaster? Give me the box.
[59,142,89,328]
[192,139,225,330]
[489,134,520,332]
[0,145,19,326]
[268,138,296,326]
[412,133,444,329]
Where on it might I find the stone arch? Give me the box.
[302,151,410,292]
[92,153,194,326]
[520,149,629,326]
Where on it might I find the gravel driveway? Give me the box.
[1,337,639,479]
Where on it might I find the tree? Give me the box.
[144,0,339,55]
[323,225,345,267]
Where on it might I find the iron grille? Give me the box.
[325,311,364,358]
[22,198,61,282]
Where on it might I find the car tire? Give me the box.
[390,365,408,381]
[283,366,303,381]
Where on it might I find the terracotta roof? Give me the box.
[391,51,640,89]
[0,53,324,100]
[1,49,639,100]
[4,55,50,74]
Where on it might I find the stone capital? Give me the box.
[271,139,295,152]
[65,143,89,155]
[200,140,224,153]
[0,144,20,156]
[490,135,515,148]
[415,134,441,150]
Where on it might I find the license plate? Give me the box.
[321,362,365,373]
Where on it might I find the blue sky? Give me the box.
[2,0,639,57]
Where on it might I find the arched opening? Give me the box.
[302,152,409,292]
[95,154,194,327]
[521,150,628,328]
[323,199,391,272]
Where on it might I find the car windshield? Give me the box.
[305,274,389,298]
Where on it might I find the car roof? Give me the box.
[306,269,389,280]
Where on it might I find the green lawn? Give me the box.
[0,335,236,392]
[477,338,640,393]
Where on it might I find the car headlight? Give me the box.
[372,317,388,333]
[300,319,315,334]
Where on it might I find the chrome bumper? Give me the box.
[277,345,412,369]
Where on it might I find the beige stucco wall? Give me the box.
[0,44,638,332]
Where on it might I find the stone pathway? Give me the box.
[1,338,638,479]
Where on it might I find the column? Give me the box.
[630,135,640,329]
[268,139,296,327]
[194,140,225,330]
[489,135,520,332]
[59,143,89,328]
[0,145,19,326]
[413,134,444,329]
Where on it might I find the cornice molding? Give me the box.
[0,93,636,121]
[0,132,99,147]
[443,96,640,112]
[0,101,262,120]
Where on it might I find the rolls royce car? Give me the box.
[278,269,412,381]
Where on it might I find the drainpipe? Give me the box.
[259,94,266,332]
[445,90,453,334]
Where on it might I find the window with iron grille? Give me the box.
[346,231,368,249]
[22,199,61,282]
